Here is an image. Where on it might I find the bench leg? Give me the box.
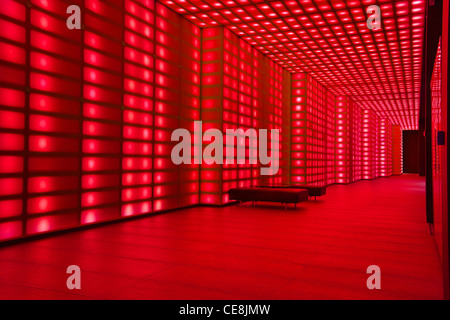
[295,203,297,208]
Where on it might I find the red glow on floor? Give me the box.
[0,175,442,299]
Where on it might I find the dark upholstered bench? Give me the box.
[229,187,309,210]
[256,184,326,200]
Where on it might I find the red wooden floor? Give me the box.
[0,174,444,299]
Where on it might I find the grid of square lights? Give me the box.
[159,0,425,130]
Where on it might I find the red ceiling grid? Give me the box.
[160,0,426,131]
[379,118,393,177]
[392,124,403,175]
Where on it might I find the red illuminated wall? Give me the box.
[290,73,331,186]
[392,125,403,175]
[0,0,202,242]
[335,96,352,184]
[200,26,223,205]
[201,26,290,205]
[290,73,306,184]
[379,119,393,177]
[431,40,443,259]
[334,97,364,184]
[83,0,122,224]
[351,102,363,183]
[262,59,289,185]
[289,75,390,186]
[362,110,379,180]
[0,0,28,239]
[326,91,336,185]
[0,0,402,243]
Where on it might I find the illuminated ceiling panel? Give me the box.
[159,0,425,130]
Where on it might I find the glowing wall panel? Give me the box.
[153,3,181,212]
[121,0,154,218]
[431,40,443,259]
[362,110,380,180]
[392,125,403,175]
[306,75,328,186]
[281,70,292,185]
[200,27,224,205]
[290,73,328,186]
[290,73,307,184]
[82,0,123,225]
[27,0,83,234]
[236,39,253,189]
[373,116,381,178]
[326,91,336,185]
[261,59,286,185]
[201,26,289,204]
[0,0,203,242]
[250,48,265,187]
[178,19,201,207]
[0,0,27,240]
[351,103,362,182]
[222,29,240,204]
[335,96,352,184]
[379,119,393,177]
